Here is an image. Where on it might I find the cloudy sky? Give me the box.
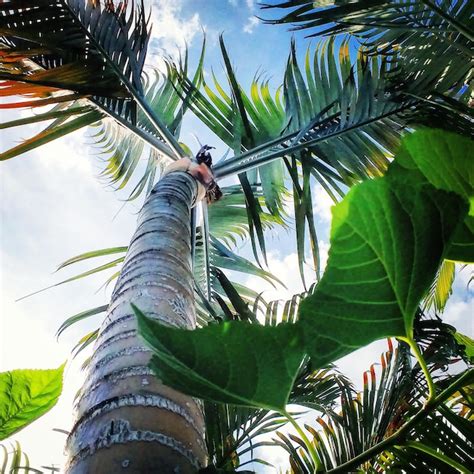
[1,0,472,471]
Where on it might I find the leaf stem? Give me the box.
[283,410,322,472]
[213,105,414,180]
[398,441,470,473]
[404,337,436,402]
[327,368,473,473]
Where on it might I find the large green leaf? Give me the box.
[298,166,467,366]
[0,366,65,440]
[136,129,470,411]
[300,170,467,367]
[446,218,474,262]
[396,129,473,212]
[135,305,304,412]
[396,128,474,262]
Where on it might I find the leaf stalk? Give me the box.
[404,337,437,403]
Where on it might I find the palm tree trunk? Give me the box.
[66,171,207,473]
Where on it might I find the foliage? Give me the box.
[0,0,184,173]
[136,304,304,412]
[0,367,64,441]
[136,129,472,412]
[261,0,474,139]
[203,365,351,471]
[423,260,456,313]
[1,1,473,472]
[275,340,473,473]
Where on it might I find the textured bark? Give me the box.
[66,172,207,473]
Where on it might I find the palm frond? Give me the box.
[170,36,290,263]
[203,403,285,471]
[276,334,473,472]
[423,260,456,313]
[261,1,473,114]
[56,305,108,339]
[89,43,206,198]
[204,367,350,472]
[378,398,474,472]
[0,0,183,161]
[212,39,407,181]
[179,37,407,281]
[207,184,285,245]
[414,309,472,370]
[261,0,473,45]
[290,362,354,412]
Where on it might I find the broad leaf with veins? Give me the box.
[135,305,304,412]
[298,168,467,367]
[0,365,65,440]
[136,129,471,410]
[395,129,474,262]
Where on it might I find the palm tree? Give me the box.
[1,0,471,472]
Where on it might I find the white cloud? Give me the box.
[441,265,473,337]
[243,16,259,34]
[1,118,140,469]
[227,0,254,8]
[243,247,330,308]
[312,183,336,224]
[0,2,207,463]
[149,0,201,60]
[443,298,473,325]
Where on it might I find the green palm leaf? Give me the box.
[261,1,473,111]
[178,36,407,281]
[0,440,44,473]
[276,336,473,472]
[261,0,473,45]
[423,260,456,313]
[203,365,351,472]
[171,36,290,263]
[0,0,183,161]
[89,44,206,198]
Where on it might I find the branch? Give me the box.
[213,106,411,180]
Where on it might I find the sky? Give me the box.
[0,0,473,471]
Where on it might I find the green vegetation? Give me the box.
[1,0,472,472]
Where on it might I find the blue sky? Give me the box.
[1,0,472,471]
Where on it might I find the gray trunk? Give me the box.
[66,172,207,473]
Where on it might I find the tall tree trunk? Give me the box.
[66,171,207,473]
